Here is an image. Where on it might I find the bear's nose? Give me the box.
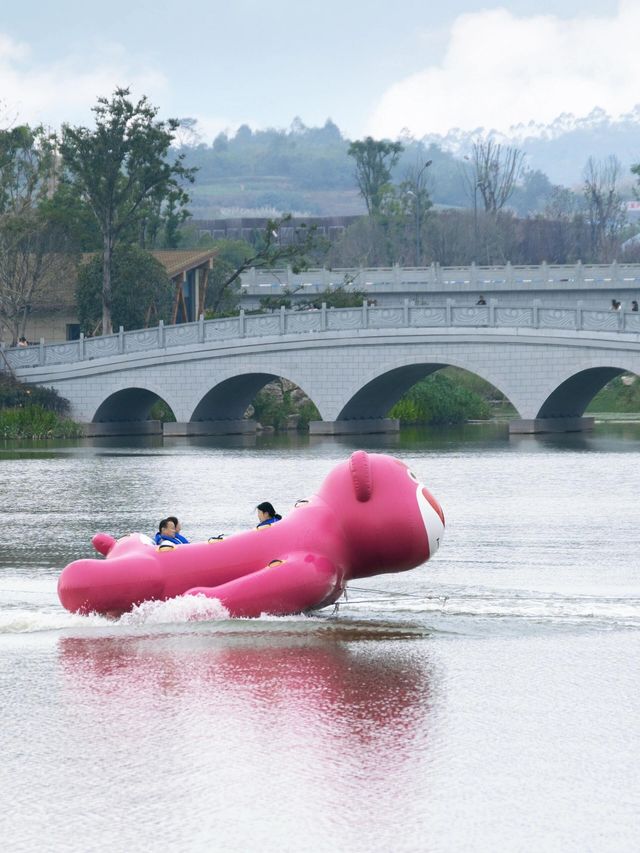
[422,487,445,525]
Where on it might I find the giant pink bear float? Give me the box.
[58,451,445,618]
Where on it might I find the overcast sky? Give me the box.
[0,0,633,141]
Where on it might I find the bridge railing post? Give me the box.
[79,332,85,361]
[158,320,165,348]
[280,305,286,334]
[532,299,540,329]
[362,299,369,328]
[239,309,245,337]
[118,326,124,354]
[403,298,409,326]
[445,298,452,326]
[489,299,496,327]
[39,338,45,366]
[576,300,583,330]
[198,314,205,343]
[321,302,327,331]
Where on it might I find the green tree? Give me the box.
[76,245,173,334]
[59,87,195,335]
[41,179,102,251]
[390,373,491,425]
[347,137,403,215]
[0,125,76,344]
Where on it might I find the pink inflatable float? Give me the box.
[58,450,445,618]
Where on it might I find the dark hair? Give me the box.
[257,502,277,518]
[158,518,173,533]
[166,515,179,526]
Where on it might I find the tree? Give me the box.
[347,137,403,215]
[0,125,76,344]
[509,168,554,216]
[467,140,525,214]
[59,87,195,335]
[583,156,626,261]
[76,244,173,334]
[205,215,325,316]
[398,158,433,264]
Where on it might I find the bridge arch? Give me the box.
[92,386,177,424]
[536,366,627,419]
[336,358,518,421]
[189,370,320,423]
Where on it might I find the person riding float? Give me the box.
[256,502,282,528]
[154,517,188,548]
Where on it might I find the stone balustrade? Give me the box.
[239,261,640,292]
[3,300,640,372]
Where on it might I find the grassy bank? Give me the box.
[0,405,84,439]
[0,374,83,439]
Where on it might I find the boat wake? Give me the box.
[337,587,640,630]
[0,575,638,634]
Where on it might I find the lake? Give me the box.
[1,424,639,852]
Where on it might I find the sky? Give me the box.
[0,0,634,143]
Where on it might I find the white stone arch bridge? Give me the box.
[4,301,640,436]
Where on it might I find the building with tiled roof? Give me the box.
[21,249,217,343]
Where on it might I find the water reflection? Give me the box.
[2,419,639,460]
[58,626,433,781]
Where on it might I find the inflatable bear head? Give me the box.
[315,450,445,580]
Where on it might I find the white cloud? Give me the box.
[368,1,640,138]
[0,34,168,128]
[0,32,237,144]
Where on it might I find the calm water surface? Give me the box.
[1,424,639,852]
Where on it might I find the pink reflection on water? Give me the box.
[57,627,434,789]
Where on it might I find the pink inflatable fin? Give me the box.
[92,532,117,556]
[184,551,340,618]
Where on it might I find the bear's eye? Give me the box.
[407,469,419,482]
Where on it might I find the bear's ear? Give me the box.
[349,450,373,502]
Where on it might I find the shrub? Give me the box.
[390,373,491,425]
[0,374,70,415]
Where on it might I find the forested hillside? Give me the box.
[178,115,640,220]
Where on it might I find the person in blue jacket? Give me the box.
[154,517,189,547]
[166,516,189,543]
[256,502,282,528]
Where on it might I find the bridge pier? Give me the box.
[84,420,163,437]
[309,418,400,435]
[509,416,595,434]
[163,420,257,436]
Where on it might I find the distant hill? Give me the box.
[180,111,640,219]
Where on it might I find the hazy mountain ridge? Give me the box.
[181,110,640,218]
[424,107,640,186]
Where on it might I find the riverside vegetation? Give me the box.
[0,375,83,439]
